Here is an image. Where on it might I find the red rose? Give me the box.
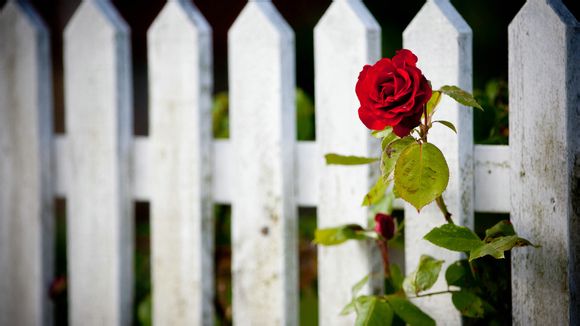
[356,49,432,137]
[374,213,395,240]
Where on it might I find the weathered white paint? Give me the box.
[228,1,298,325]
[55,137,510,212]
[148,1,213,325]
[474,145,510,213]
[509,0,580,324]
[403,0,473,324]
[314,1,382,325]
[0,1,53,325]
[64,0,133,325]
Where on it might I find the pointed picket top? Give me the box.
[148,1,214,325]
[403,1,473,324]
[65,0,128,38]
[229,0,293,43]
[0,2,53,325]
[229,1,298,325]
[314,1,381,325]
[64,0,133,324]
[509,0,579,324]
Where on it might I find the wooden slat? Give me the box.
[509,0,580,324]
[403,0,473,323]
[0,1,53,325]
[474,145,510,213]
[314,1,382,324]
[147,0,213,324]
[55,138,511,213]
[228,1,298,324]
[63,0,133,324]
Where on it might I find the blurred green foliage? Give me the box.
[473,79,509,145]
[211,88,316,141]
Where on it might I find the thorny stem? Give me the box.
[436,195,455,224]
[377,239,391,278]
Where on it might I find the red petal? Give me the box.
[358,106,389,130]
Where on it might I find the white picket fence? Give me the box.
[0,0,578,325]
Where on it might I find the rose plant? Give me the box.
[315,49,536,325]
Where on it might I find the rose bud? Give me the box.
[374,213,395,240]
[356,49,432,137]
[49,275,67,299]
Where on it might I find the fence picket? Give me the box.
[148,1,213,324]
[314,1,382,324]
[0,1,53,325]
[509,0,580,324]
[64,0,133,324]
[403,0,473,323]
[228,1,297,324]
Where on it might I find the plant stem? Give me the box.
[377,239,391,277]
[435,196,455,224]
[408,289,458,299]
[420,104,429,143]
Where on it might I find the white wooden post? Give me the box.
[403,0,473,324]
[64,0,133,324]
[509,0,580,324]
[314,1,382,325]
[0,1,53,325]
[148,0,213,325]
[229,1,297,324]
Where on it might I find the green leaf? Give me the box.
[432,120,457,134]
[415,255,444,292]
[427,91,441,116]
[469,235,536,261]
[371,190,395,217]
[424,224,483,252]
[451,290,486,318]
[325,154,379,165]
[386,296,435,326]
[388,219,404,250]
[389,264,404,293]
[340,274,371,317]
[445,259,475,288]
[314,224,365,246]
[393,143,450,211]
[403,255,444,294]
[372,126,393,139]
[362,177,390,206]
[381,132,399,151]
[403,273,417,295]
[382,137,415,178]
[340,300,356,316]
[355,296,394,326]
[439,85,483,111]
[483,220,515,242]
[426,91,442,117]
[352,274,370,297]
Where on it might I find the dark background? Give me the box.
[1,0,578,135]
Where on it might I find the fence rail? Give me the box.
[53,138,511,213]
[0,0,578,325]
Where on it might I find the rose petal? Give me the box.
[392,49,418,67]
[358,106,389,130]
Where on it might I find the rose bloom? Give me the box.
[374,213,395,240]
[356,49,432,137]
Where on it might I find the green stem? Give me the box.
[435,196,455,224]
[408,289,458,299]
